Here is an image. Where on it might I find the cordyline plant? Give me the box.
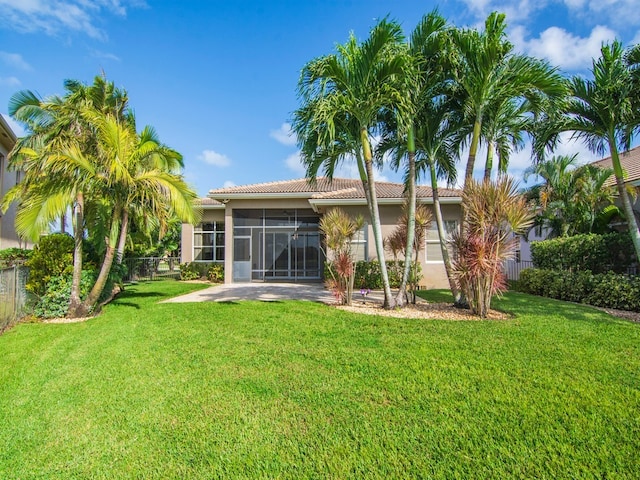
[450,177,534,317]
[386,203,432,303]
[319,208,364,305]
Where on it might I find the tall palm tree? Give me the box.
[559,41,640,262]
[75,111,198,315]
[292,19,410,308]
[482,98,530,180]
[4,77,131,317]
[378,11,464,303]
[449,12,565,190]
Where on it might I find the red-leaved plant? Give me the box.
[450,178,534,317]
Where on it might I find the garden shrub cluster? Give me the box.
[531,233,635,273]
[180,262,224,282]
[323,260,404,289]
[26,234,75,296]
[518,268,640,312]
[0,248,31,267]
[34,270,96,319]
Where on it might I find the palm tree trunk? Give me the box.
[429,159,461,303]
[361,128,395,309]
[395,127,416,307]
[610,141,640,264]
[484,140,494,181]
[81,207,121,313]
[465,117,483,188]
[116,208,129,265]
[67,192,84,318]
[461,116,483,241]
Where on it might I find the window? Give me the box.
[351,224,368,261]
[425,221,458,262]
[194,222,225,262]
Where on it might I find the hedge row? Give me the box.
[518,268,640,312]
[531,233,635,273]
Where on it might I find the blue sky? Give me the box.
[1,0,639,196]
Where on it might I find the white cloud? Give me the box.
[223,180,236,188]
[198,149,231,167]
[514,25,616,71]
[563,0,640,28]
[0,76,21,87]
[0,51,32,70]
[270,122,297,146]
[284,151,305,175]
[89,49,121,62]
[0,0,145,39]
[458,0,548,24]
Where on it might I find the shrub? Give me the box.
[33,270,95,319]
[180,262,216,281]
[517,268,640,312]
[0,248,31,267]
[352,260,403,289]
[26,234,74,296]
[531,233,635,273]
[207,264,224,283]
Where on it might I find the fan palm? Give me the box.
[292,19,410,308]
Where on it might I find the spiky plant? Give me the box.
[319,208,364,305]
[450,177,534,317]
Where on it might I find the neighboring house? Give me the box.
[182,178,462,289]
[512,146,640,273]
[0,115,26,250]
[590,145,640,223]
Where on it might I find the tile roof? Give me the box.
[195,197,223,206]
[208,177,461,199]
[591,145,640,187]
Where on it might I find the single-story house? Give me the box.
[0,115,25,250]
[181,178,462,289]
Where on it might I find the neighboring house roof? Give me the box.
[208,177,461,205]
[0,114,17,152]
[591,145,640,188]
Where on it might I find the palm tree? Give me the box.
[524,155,619,237]
[449,12,565,190]
[482,98,530,180]
[378,12,464,303]
[75,111,198,315]
[4,77,130,317]
[292,19,410,308]
[558,41,640,262]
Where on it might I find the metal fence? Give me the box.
[121,257,181,283]
[504,260,534,281]
[0,264,31,331]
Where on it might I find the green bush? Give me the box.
[518,268,640,312]
[207,264,224,283]
[531,233,635,273]
[0,248,31,267]
[26,234,75,296]
[180,262,216,281]
[351,260,403,289]
[33,270,95,319]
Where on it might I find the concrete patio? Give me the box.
[161,282,386,304]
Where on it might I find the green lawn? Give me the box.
[0,281,638,479]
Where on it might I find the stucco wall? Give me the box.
[181,199,462,289]
[0,148,23,250]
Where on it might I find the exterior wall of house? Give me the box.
[181,195,462,289]
[0,119,23,250]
